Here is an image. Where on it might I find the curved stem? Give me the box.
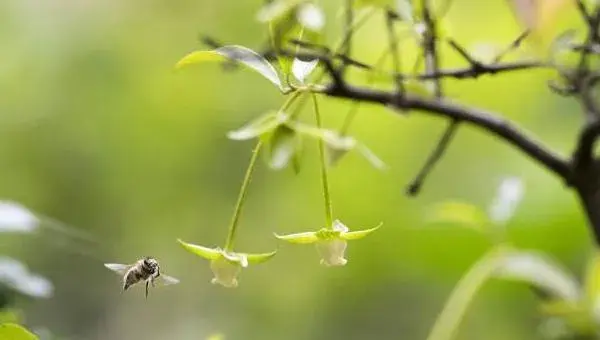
[425,245,510,340]
[224,140,263,252]
[311,93,333,227]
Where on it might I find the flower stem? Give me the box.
[224,140,263,252]
[223,91,301,252]
[311,93,333,227]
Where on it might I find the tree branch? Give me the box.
[321,83,571,179]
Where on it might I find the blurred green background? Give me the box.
[0,0,595,339]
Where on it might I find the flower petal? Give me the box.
[331,220,349,233]
[177,239,221,260]
[274,231,319,244]
[210,258,241,288]
[245,251,277,264]
[340,222,382,241]
[316,239,348,266]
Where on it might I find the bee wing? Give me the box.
[155,274,180,287]
[104,263,131,276]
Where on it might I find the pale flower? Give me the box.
[275,219,381,267]
[178,239,275,288]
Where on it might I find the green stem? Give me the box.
[223,91,301,251]
[425,245,511,340]
[224,140,263,252]
[311,93,333,227]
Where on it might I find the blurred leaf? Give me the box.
[428,201,489,232]
[206,333,225,340]
[549,30,578,67]
[274,231,319,244]
[290,122,356,150]
[296,3,325,31]
[176,46,284,91]
[256,0,305,23]
[354,0,393,8]
[227,111,287,141]
[177,239,221,260]
[292,58,319,84]
[0,202,39,233]
[0,257,53,299]
[405,79,435,98]
[583,250,600,304]
[487,177,524,225]
[245,251,278,264]
[0,323,38,340]
[291,132,304,174]
[355,144,387,170]
[396,0,414,22]
[0,309,22,324]
[468,42,504,64]
[325,145,348,167]
[539,300,585,317]
[494,251,581,301]
[340,223,382,240]
[269,125,297,170]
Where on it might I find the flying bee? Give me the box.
[104,257,179,298]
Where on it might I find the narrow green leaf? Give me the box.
[291,131,304,174]
[494,251,580,301]
[356,143,387,170]
[290,122,355,150]
[269,125,297,170]
[245,251,277,264]
[539,300,585,317]
[428,201,489,232]
[583,250,600,303]
[341,222,382,240]
[274,231,319,244]
[0,323,38,340]
[227,111,287,141]
[177,239,222,260]
[177,45,284,90]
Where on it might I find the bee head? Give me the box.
[143,257,159,271]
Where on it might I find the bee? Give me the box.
[104,257,179,298]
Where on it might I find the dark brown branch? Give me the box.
[406,122,459,195]
[416,60,544,80]
[574,120,600,169]
[406,0,455,196]
[321,83,571,179]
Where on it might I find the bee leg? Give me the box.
[145,281,149,299]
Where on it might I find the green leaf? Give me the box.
[396,0,414,22]
[227,111,287,141]
[268,125,297,170]
[539,300,585,317]
[494,251,580,301]
[291,131,304,174]
[290,122,355,150]
[428,201,489,232]
[274,231,319,244]
[404,79,435,98]
[355,143,387,170]
[341,222,382,240]
[176,45,284,91]
[354,0,393,8]
[583,250,600,303]
[245,251,277,264]
[0,309,22,324]
[256,0,305,23]
[0,323,38,340]
[177,239,222,260]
